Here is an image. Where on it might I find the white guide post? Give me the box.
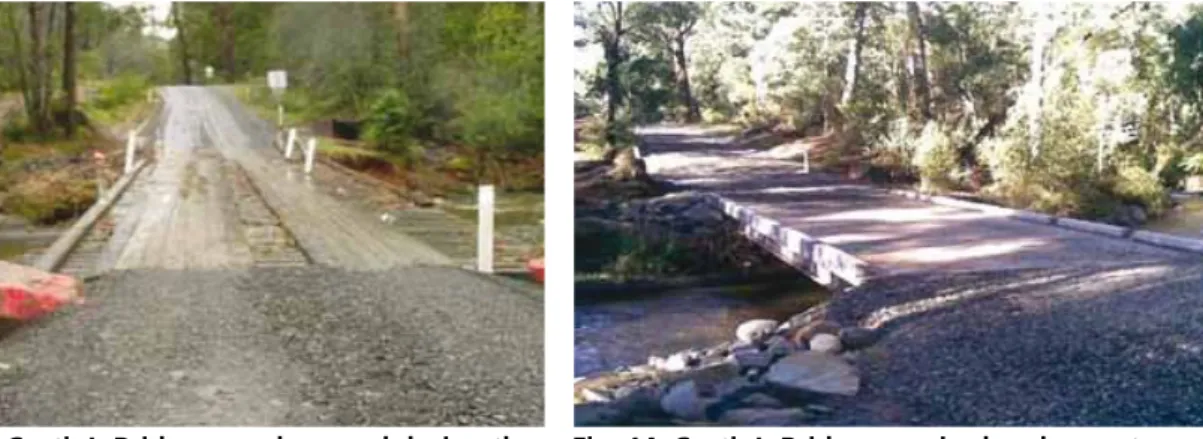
[124,130,137,174]
[477,185,495,273]
[285,128,297,159]
[303,137,317,174]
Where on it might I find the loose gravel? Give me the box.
[0,266,542,426]
[822,260,1203,426]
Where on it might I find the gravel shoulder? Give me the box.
[822,260,1203,425]
[0,266,543,426]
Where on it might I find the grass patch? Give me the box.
[316,137,383,160]
[441,189,544,229]
[2,168,98,225]
[80,76,153,127]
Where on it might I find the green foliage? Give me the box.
[363,89,423,164]
[1180,152,1203,176]
[1109,163,1171,217]
[90,75,149,111]
[3,169,97,225]
[911,122,961,192]
[1,116,33,143]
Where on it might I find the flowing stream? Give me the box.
[574,279,829,377]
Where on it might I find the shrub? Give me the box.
[3,169,96,224]
[911,122,960,192]
[1,117,32,143]
[363,89,424,164]
[1108,164,1171,217]
[91,75,149,111]
[1179,151,1203,176]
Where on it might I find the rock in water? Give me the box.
[809,333,843,354]
[662,351,696,372]
[736,319,779,343]
[731,346,774,370]
[788,320,841,345]
[764,335,796,358]
[766,351,860,396]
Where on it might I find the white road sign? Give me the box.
[267,70,287,90]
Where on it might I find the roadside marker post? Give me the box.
[124,130,137,174]
[285,128,297,159]
[477,185,495,274]
[304,138,317,174]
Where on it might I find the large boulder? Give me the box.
[765,351,860,396]
[735,319,779,343]
[808,333,843,354]
[660,380,713,422]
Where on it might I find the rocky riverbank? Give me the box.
[574,303,880,426]
[576,182,790,280]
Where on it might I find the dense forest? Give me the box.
[0,2,544,186]
[0,2,543,225]
[575,2,1203,223]
[168,2,545,187]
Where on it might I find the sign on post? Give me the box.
[267,70,287,126]
[267,70,287,92]
[205,66,214,80]
[477,185,495,273]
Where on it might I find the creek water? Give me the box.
[0,231,54,264]
[574,279,829,377]
[1143,196,1203,237]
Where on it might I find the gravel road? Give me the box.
[0,266,542,426]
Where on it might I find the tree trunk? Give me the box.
[602,3,624,146]
[1028,5,1046,160]
[62,2,77,137]
[840,3,868,108]
[906,2,932,121]
[673,35,699,123]
[392,2,410,69]
[6,5,30,121]
[171,3,192,85]
[27,3,49,136]
[216,4,236,81]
